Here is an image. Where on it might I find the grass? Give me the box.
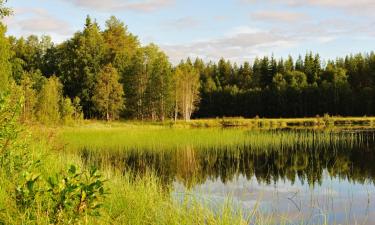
[3,119,372,224]
[69,116,375,129]
[106,116,375,128]
[59,122,365,155]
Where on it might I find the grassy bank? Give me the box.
[66,116,375,129]
[172,116,375,128]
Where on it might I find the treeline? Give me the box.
[1,16,200,122]
[195,53,375,118]
[1,15,375,122]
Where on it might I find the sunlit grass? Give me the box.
[59,123,365,155]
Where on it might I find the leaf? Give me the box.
[68,165,77,174]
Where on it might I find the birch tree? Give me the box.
[174,62,200,121]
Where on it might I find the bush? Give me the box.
[0,93,106,224]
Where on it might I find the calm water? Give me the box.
[82,130,375,224]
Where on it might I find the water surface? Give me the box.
[81,129,375,224]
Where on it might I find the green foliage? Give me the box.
[143,44,174,121]
[0,23,11,93]
[15,171,41,210]
[0,93,106,224]
[123,45,174,121]
[0,90,26,175]
[73,96,84,121]
[0,0,12,18]
[19,73,37,122]
[57,16,106,116]
[93,64,124,121]
[35,76,62,125]
[13,165,107,224]
[46,165,106,223]
[103,16,139,68]
[284,70,308,90]
[60,97,75,125]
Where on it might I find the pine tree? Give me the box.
[103,16,139,69]
[58,15,106,117]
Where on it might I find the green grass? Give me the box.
[181,116,375,128]
[59,122,364,155]
[4,120,370,224]
[71,116,375,129]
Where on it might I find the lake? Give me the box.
[77,128,375,224]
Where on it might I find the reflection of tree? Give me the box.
[175,145,201,188]
[80,133,375,188]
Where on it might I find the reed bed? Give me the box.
[60,125,367,154]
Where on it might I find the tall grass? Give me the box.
[60,125,366,154]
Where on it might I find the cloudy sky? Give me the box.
[3,0,375,64]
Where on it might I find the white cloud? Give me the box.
[3,8,73,42]
[63,0,174,12]
[242,0,375,15]
[161,27,299,64]
[251,10,309,23]
[162,17,201,30]
[160,15,375,64]
[229,26,262,35]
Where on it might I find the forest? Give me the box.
[1,14,375,122]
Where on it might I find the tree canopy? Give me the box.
[92,64,124,121]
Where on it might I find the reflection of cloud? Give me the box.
[321,187,338,197]
[64,0,174,12]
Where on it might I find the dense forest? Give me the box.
[1,15,375,122]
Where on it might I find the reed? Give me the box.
[60,124,365,155]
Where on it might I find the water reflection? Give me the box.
[80,130,375,223]
[81,131,375,188]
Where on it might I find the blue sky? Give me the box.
[3,0,375,64]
